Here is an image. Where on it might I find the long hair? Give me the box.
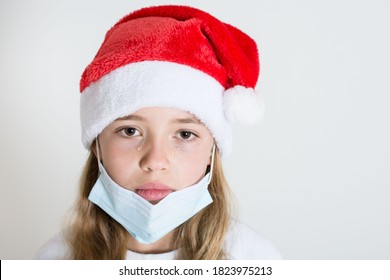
[65,146,233,259]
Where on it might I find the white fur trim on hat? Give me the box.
[80,61,233,158]
[223,85,265,125]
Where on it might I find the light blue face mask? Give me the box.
[88,142,215,244]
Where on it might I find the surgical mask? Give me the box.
[88,141,215,244]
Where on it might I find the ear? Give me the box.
[91,139,97,156]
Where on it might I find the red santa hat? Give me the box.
[80,5,264,158]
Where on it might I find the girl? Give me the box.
[36,5,281,260]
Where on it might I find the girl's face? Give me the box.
[97,107,214,204]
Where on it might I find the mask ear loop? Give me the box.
[207,144,216,185]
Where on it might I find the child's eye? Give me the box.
[177,130,197,141]
[119,127,141,137]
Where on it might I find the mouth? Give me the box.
[135,182,173,204]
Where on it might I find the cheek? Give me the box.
[101,146,139,188]
[101,135,141,166]
[174,150,211,188]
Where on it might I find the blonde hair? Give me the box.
[65,145,233,259]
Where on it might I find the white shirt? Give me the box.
[35,220,282,260]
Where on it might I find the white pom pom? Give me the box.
[223,85,265,125]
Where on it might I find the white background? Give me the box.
[0,0,389,259]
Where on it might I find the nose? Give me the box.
[139,138,171,172]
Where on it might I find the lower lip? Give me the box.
[135,189,173,203]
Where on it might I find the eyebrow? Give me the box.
[171,117,202,124]
[116,114,201,124]
[116,115,144,121]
